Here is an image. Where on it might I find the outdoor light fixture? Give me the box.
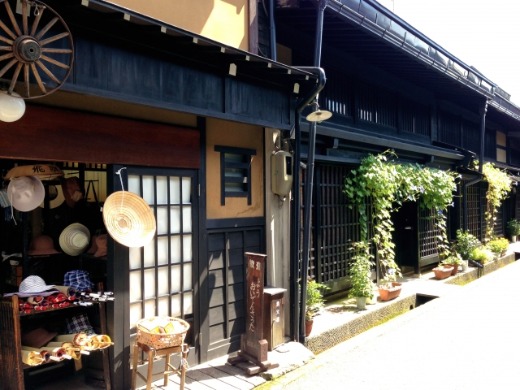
[305,101,332,123]
[0,91,26,122]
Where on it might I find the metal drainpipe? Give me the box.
[269,0,277,61]
[298,0,328,343]
[290,66,327,342]
[478,99,488,241]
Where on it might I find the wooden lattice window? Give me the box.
[438,111,460,147]
[401,100,430,137]
[214,146,256,205]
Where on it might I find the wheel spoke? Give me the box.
[24,63,30,97]
[8,62,23,93]
[0,57,17,78]
[0,46,13,51]
[0,51,14,61]
[40,54,70,70]
[0,19,17,40]
[30,4,44,36]
[35,16,58,40]
[4,0,22,37]
[42,47,72,54]
[22,0,29,35]
[30,62,47,94]
[40,31,70,46]
[35,59,60,84]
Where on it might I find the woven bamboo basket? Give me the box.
[136,316,189,349]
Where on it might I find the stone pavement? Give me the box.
[137,244,520,389]
[258,253,520,389]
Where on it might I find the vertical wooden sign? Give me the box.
[228,252,277,375]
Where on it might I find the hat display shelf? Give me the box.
[1,292,112,389]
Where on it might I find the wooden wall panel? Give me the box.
[0,105,200,169]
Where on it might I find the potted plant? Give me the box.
[507,219,520,242]
[469,246,494,265]
[441,252,463,275]
[486,237,509,259]
[453,230,481,270]
[348,241,375,309]
[432,263,454,280]
[305,279,328,336]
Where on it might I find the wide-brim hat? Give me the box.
[28,235,60,256]
[7,176,45,212]
[102,191,156,248]
[4,164,63,181]
[4,275,57,297]
[59,223,91,256]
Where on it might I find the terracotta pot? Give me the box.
[378,282,402,301]
[450,264,459,275]
[433,266,453,280]
[305,319,313,337]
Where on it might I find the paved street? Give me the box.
[259,260,520,390]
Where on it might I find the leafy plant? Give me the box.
[344,150,457,284]
[507,219,520,236]
[441,252,463,266]
[305,279,329,320]
[481,162,512,241]
[469,246,494,264]
[453,230,481,260]
[348,241,375,299]
[486,237,509,257]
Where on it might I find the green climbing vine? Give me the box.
[344,150,457,284]
[481,162,512,241]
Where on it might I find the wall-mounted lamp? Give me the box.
[0,91,26,122]
[306,101,332,123]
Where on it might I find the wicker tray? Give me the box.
[136,316,189,349]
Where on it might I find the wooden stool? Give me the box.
[131,342,189,390]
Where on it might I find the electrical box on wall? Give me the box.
[271,150,293,197]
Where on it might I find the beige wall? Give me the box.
[108,0,249,50]
[206,118,264,219]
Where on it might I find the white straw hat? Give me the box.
[4,275,57,297]
[59,223,91,256]
[102,191,156,248]
[7,176,45,212]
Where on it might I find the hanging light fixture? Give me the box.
[305,101,332,123]
[0,91,26,122]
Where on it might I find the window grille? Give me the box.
[358,83,397,129]
[401,100,430,137]
[214,146,256,205]
[438,111,460,146]
[418,207,439,258]
[462,122,480,154]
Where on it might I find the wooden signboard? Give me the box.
[228,252,278,375]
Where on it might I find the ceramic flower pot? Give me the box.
[378,282,402,301]
[433,266,453,280]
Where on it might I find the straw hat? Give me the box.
[28,235,60,256]
[59,223,91,256]
[102,191,156,248]
[4,164,63,181]
[7,176,45,212]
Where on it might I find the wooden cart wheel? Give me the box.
[0,0,74,99]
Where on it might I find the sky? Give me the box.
[376,0,520,104]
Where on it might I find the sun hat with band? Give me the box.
[7,176,45,212]
[4,275,57,297]
[102,191,156,248]
[59,223,91,256]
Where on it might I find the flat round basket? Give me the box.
[136,316,189,350]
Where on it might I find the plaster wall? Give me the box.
[206,118,264,219]
[108,0,249,50]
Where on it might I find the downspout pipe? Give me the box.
[478,99,488,241]
[290,66,327,342]
[269,0,277,61]
[296,0,328,343]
